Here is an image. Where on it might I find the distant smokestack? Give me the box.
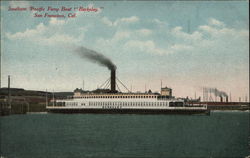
[8,75,10,89]
[8,75,11,109]
[220,96,223,102]
[111,70,116,92]
[226,96,228,102]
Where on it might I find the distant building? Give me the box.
[74,88,83,97]
[161,87,172,97]
[0,95,28,115]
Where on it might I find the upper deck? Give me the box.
[73,92,162,99]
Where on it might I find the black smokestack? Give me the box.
[75,47,117,92]
[75,47,116,71]
[111,70,116,92]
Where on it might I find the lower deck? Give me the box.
[47,107,210,115]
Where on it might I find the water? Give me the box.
[1,112,249,158]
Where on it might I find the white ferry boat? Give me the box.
[46,70,209,114]
[46,89,209,115]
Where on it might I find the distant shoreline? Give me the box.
[211,110,249,112]
[26,112,48,114]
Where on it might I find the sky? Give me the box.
[0,1,249,101]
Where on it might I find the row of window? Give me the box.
[55,102,66,106]
[102,105,121,109]
[65,102,78,106]
[89,101,167,107]
[169,102,184,107]
[74,95,158,99]
[56,101,184,107]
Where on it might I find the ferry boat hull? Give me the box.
[47,108,210,115]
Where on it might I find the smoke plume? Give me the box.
[204,87,228,97]
[75,47,116,71]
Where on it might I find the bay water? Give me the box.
[1,112,249,158]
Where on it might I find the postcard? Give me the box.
[0,1,249,158]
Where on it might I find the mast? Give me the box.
[83,80,84,91]
[52,90,55,107]
[8,75,11,111]
[46,89,48,107]
[0,46,1,88]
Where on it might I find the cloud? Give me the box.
[6,18,78,45]
[171,26,202,41]
[124,40,193,55]
[41,34,77,45]
[2,11,248,97]
[199,25,217,34]
[9,1,30,8]
[168,18,248,56]
[113,31,131,41]
[208,18,225,27]
[136,29,152,36]
[169,44,193,52]
[95,30,131,47]
[96,17,248,56]
[199,22,248,40]
[152,18,167,27]
[124,40,167,54]
[101,17,113,27]
[49,18,66,25]
[5,15,248,58]
[6,23,46,40]
[118,16,139,23]
[101,16,139,27]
